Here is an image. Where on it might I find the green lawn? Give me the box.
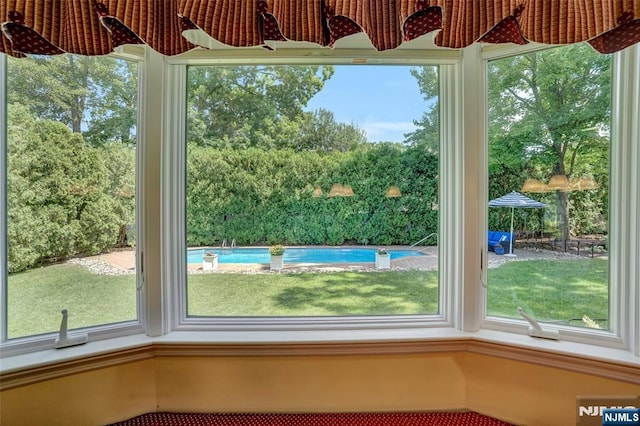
[487,258,609,328]
[187,270,439,316]
[6,257,609,338]
[7,264,137,339]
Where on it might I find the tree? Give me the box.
[82,60,139,146]
[296,108,367,152]
[186,65,334,149]
[406,66,439,152]
[487,44,611,240]
[7,105,121,272]
[7,55,138,145]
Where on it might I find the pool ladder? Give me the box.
[221,239,237,251]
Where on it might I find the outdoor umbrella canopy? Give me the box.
[488,191,547,256]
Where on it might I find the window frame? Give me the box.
[477,43,640,352]
[0,42,637,361]
[0,53,7,349]
[161,51,464,332]
[0,51,146,357]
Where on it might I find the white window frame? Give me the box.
[160,50,465,333]
[0,50,146,357]
[476,43,640,353]
[0,54,7,349]
[1,43,637,362]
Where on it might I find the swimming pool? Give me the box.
[187,247,421,264]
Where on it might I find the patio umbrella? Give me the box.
[488,191,547,256]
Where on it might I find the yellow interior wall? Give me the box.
[0,359,157,426]
[1,351,638,426]
[464,353,640,426]
[155,353,466,413]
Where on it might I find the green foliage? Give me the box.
[99,143,137,244]
[7,55,138,144]
[186,143,439,247]
[405,66,439,151]
[7,106,128,272]
[186,65,337,149]
[487,44,611,238]
[296,108,367,152]
[269,245,285,256]
[8,50,611,282]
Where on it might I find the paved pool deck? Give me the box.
[80,245,587,275]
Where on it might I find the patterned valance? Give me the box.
[2,0,640,58]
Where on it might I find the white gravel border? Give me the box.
[66,247,592,276]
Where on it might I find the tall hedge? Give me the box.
[186,143,439,247]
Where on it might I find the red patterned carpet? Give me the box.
[109,412,514,426]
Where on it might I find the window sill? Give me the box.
[1,328,639,391]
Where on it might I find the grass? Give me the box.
[187,270,439,316]
[7,265,137,339]
[6,257,609,338]
[487,258,609,328]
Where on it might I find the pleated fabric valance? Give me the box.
[2,0,640,58]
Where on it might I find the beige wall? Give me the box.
[155,354,466,413]
[0,359,157,426]
[465,353,640,426]
[1,352,638,426]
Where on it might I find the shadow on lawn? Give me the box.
[271,271,438,316]
[486,258,608,327]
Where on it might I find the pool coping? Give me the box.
[186,245,438,273]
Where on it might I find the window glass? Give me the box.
[4,54,139,339]
[486,44,611,330]
[185,65,440,317]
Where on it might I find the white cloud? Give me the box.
[362,121,416,142]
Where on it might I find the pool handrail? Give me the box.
[410,233,437,248]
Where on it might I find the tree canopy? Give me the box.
[487,44,611,240]
[7,55,138,146]
[405,66,439,152]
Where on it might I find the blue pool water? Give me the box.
[187,247,421,264]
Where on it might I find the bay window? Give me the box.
[1,42,638,363]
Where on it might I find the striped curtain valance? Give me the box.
[2,0,640,58]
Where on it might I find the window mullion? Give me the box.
[140,48,168,336]
[0,54,7,344]
[631,45,640,357]
[163,63,187,332]
[439,62,462,327]
[458,44,486,332]
[611,45,640,356]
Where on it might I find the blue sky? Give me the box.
[305,65,427,143]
